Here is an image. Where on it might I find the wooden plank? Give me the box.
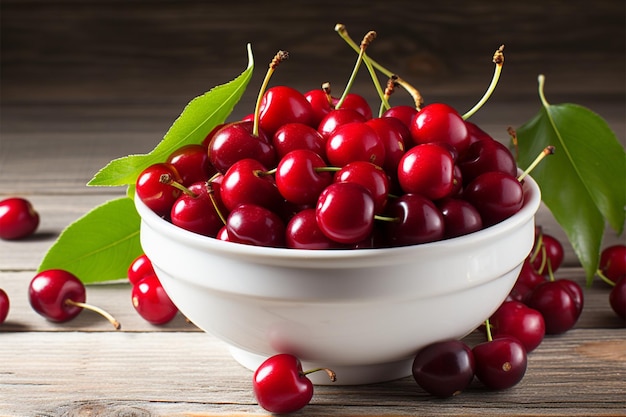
[0,329,624,416]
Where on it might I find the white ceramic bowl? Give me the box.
[135,174,541,385]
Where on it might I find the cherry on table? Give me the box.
[252,353,336,414]
[0,197,40,240]
[472,335,527,390]
[599,244,626,285]
[526,279,584,334]
[29,269,120,329]
[609,275,626,321]
[0,288,9,324]
[489,300,545,352]
[131,273,178,325]
[127,253,156,285]
[411,339,475,397]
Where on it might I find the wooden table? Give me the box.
[1,1,625,416]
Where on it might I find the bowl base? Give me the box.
[229,346,414,385]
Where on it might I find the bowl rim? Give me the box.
[135,173,541,261]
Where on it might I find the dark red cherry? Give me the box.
[325,121,385,168]
[166,144,216,185]
[131,273,178,325]
[383,193,445,246]
[334,93,372,120]
[0,197,39,240]
[490,301,545,352]
[272,122,326,161]
[220,158,282,213]
[410,103,470,155]
[473,336,527,390]
[286,208,341,249]
[127,253,156,286]
[316,182,375,244]
[382,105,418,132]
[259,86,316,137]
[412,340,475,397]
[599,245,626,284]
[526,279,583,334]
[334,161,390,214]
[397,143,456,200]
[463,171,524,227]
[365,117,407,177]
[465,121,494,147]
[201,123,226,147]
[437,198,483,239]
[135,163,183,217]
[531,232,564,275]
[609,275,626,321]
[207,120,276,173]
[317,108,366,140]
[170,181,224,237]
[458,138,517,185]
[275,149,333,206]
[226,203,286,248]
[0,288,10,324]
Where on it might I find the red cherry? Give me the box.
[135,163,183,217]
[317,108,366,140]
[29,269,120,328]
[275,150,333,206]
[315,182,375,244]
[304,88,333,126]
[220,158,283,213]
[472,336,527,390]
[490,301,545,352]
[286,208,340,250]
[599,245,626,284]
[0,289,9,324]
[272,122,326,161]
[382,105,418,132]
[411,339,475,397]
[131,273,178,325]
[531,232,565,275]
[325,122,386,168]
[526,279,584,334]
[463,171,524,227]
[226,203,286,248]
[334,161,390,214]
[166,144,216,185]
[437,198,483,239]
[397,143,456,200]
[0,197,40,240]
[383,193,445,246]
[170,181,224,237]
[259,86,316,137]
[253,353,335,414]
[365,117,408,178]
[410,103,470,155]
[127,253,156,286]
[334,92,372,120]
[609,275,626,321]
[458,138,517,185]
[465,121,494,146]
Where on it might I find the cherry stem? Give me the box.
[378,76,398,117]
[163,176,198,198]
[596,270,616,287]
[253,50,289,137]
[374,214,399,222]
[303,367,337,383]
[335,24,423,109]
[484,318,494,342]
[65,299,121,330]
[517,145,555,182]
[335,31,377,110]
[462,45,505,120]
[508,126,519,160]
[206,175,227,226]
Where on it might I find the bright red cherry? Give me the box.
[365,117,408,177]
[131,273,178,325]
[609,275,626,321]
[259,86,316,137]
[382,105,418,132]
[334,92,372,120]
[473,336,527,390]
[317,108,366,140]
[0,197,40,240]
[304,88,333,126]
[463,171,524,227]
[170,181,224,238]
[220,158,283,213]
[316,182,375,244]
[490,301,545,352]
[397,143,456,200]
[272,122,326,161]
[383,193,445,246]
[334,161,390,214]
[526,279,584,334]
[29,269,120,328]
[412,339,475,397]
[286,208,340,250]
[253,353,335,414]
[275,149,333,206]
[226,204,286,248]
[325,122,386,168]
[599,245,626,284]
[166,144,216,186]
[0,289,9,324]
[127,253,156,286]
[410,103,470,155]
[135,163,183,217]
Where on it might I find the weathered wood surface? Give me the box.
[1,1,625,416]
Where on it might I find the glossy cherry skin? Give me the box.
[463,171,524,227]
[472,336,527,390]
[458,138,517,185]
[325,122,386,168]
[526,279,584,334]
[220,158,283,213]
[508,260,547,302]
[275,149,333,206]
[0,197,40,240]
[397,143,456,200]
[259,86,316,137]
[366,117,408,177]
[334,92,372,120]
[437,198,483,239]
[226,203,286,248]
[207,120,276,174]
[334,161,390,214]
[383,193,445,247]
[28,269,86,322]
[127,253,156,286]
[272,122,326,161]
[599,245,626,284]
[609,275,626,321]
[412,340,475,397]
[304,88,333,126]
[531,232,564,275]
[382,105,418,132]
[490,301,545,352]
[286,208,340,250]
[170,181,224,238]
[410,103,470,156]
[465,121,494,146]
[0,288,9,324]
[131,273,178,325]
[166,144,216,186]
[253,353,315,414]
[135,163,183,217]
[316,182,375,244]
[317,108,366,140]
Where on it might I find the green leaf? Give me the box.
[38,197,143,284]
[515,75,626,285]
[88,43,255,187]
